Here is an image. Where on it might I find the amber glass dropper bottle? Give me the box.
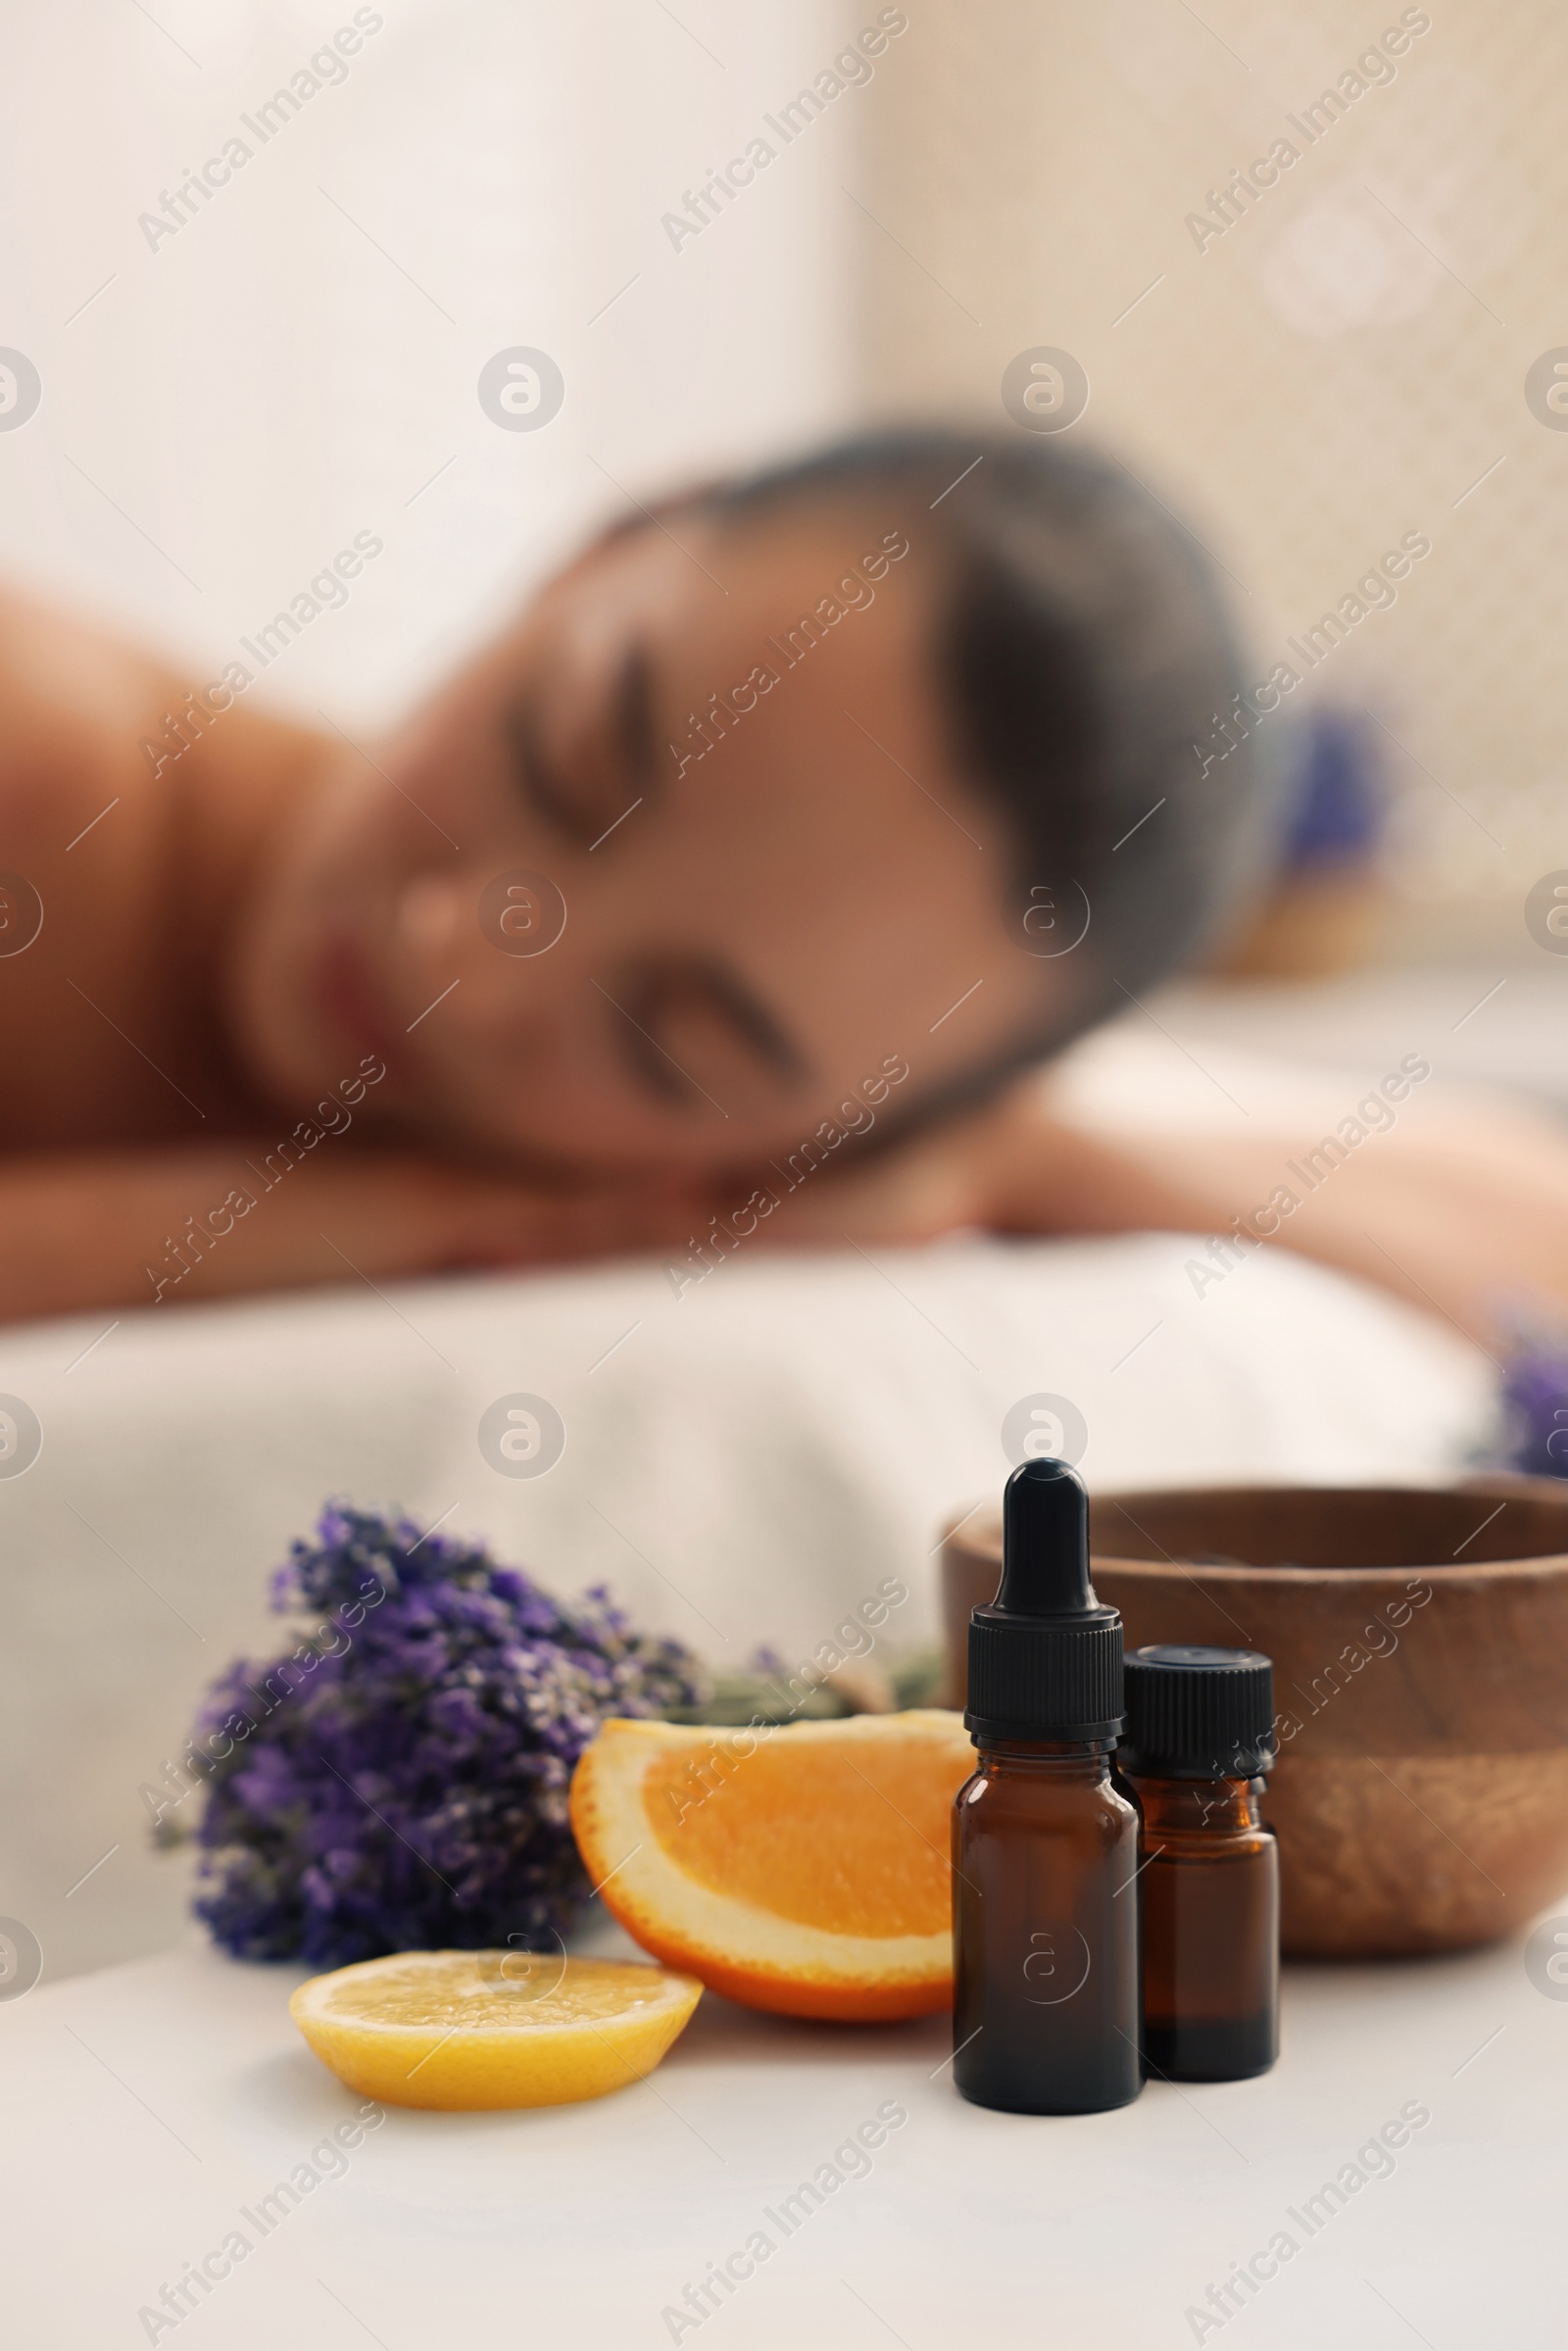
[952,1457,1141,2115]
[1120,1644,1280,2082]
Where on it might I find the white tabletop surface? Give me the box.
[7,1914,1561,2350]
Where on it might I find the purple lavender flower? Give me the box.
[189,1504,704,1966]
[1500,1339,1568,1479]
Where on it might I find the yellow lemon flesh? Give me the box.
[288,1949,704,2111]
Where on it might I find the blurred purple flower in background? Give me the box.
[189,1505,704,1966]
[1277,708,1385,876]
[1499,1332,1568,1480]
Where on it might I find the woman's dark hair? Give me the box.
[688,428,1280,1114]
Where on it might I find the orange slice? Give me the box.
[289,1949,703,2110]
[569,1710,976,2021]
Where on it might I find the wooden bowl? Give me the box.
[940,1480,1568,1958]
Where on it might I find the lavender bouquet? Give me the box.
[185,1505,705,1967]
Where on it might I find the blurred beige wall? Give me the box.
[0,0,858,722]
[853,0,1568,959]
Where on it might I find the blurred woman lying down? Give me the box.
[0,428,1561,1343]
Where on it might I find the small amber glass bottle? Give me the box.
[953,1459,1141,2115]
[1120,1645,1279,2083]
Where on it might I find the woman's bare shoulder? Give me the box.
[0,585,332,1141]
[0,580,323,815]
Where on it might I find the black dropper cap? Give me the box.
[1121,1645,1277,1780]
[964,1458,1124,1743]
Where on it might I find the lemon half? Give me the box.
[289,1948,703,2110]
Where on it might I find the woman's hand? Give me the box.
[744,1081,1213,1249]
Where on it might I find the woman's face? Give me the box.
[230,498,1047,1180]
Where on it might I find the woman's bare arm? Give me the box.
[1071,1106,1568,1353]
[0,1145,695,1322]
[755,1078,1568,1353]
